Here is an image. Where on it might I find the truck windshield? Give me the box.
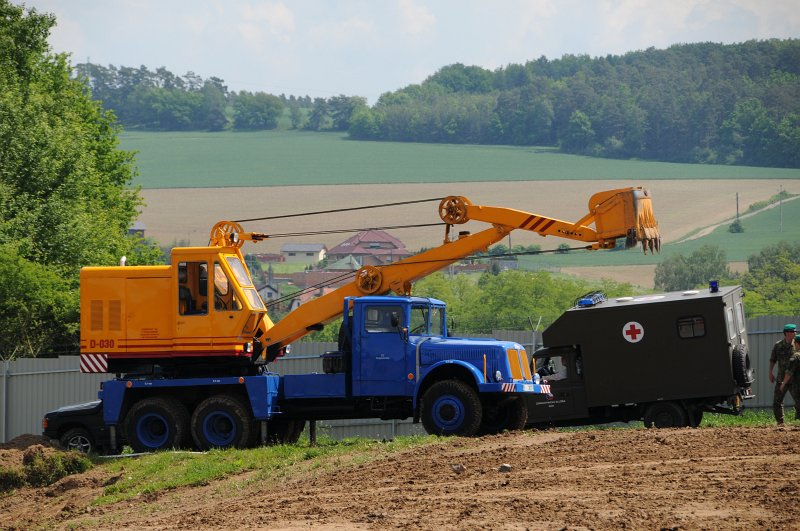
[410,304,445,337]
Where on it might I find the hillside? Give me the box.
[2,426,798,529]
[120,130,800,189]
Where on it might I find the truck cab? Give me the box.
[279,296,545,436]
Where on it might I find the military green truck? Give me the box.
[526,284,754,428]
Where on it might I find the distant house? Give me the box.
[327,230,411,266]
[128,221,146,238]
[280,243,327,264]
[325,255,361,271]
[257,284,280,304]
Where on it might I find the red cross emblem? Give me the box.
[623,321,644,343]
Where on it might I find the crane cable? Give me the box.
[234,197,444,224]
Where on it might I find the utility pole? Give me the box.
[779,186,783,232]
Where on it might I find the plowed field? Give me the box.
[2,425,799,529]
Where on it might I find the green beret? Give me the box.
[784,324,797,332]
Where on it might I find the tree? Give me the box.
[0,1,150,357]
[653,246,733,291]
[740,241,800,316]
[561,110,596,152]
[232,91,283,130]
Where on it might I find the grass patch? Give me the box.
[0,449,93,493]
[700,408,778,427]
[95,434,436,505]
[120,130,800,189]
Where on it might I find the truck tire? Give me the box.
[643,401,688,428]
[191,395,254,450]
[266,419,306,444]
[421,380,482,437]
[478,398,528,435]
[124,398,190,453]
[59,427,94,454]
[732,345,754,388]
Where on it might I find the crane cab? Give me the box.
[80,245,267,376]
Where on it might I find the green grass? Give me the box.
[93,434,436,505]
[119,130,800,189]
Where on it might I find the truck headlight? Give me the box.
[533,373,541,384]
[495,370,503,382]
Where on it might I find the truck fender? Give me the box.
[412,359,485,411]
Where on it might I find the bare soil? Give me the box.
[2,426,798,530]
[139,179,798,252]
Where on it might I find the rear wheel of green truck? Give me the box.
[124,398,190,453]
[478,398,528,435]
[191,395,254,450]
[732,345,754,388]
[643,401,688,428]
[421,380,482,436]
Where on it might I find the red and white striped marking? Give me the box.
[80,353,108,373]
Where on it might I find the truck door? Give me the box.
[356,303,412,396]
[727,290,748,350]
[527,349,587,423]
[175,261,213,341]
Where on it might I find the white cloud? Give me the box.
[238,2,295,45]
[397,0,436,35]
[310,17,376,45]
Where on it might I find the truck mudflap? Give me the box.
[479,382,552,394]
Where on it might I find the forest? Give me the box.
[76,39,800,168]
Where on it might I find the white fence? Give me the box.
[1,319,795,443]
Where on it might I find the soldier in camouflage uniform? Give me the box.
[769,324,798,424]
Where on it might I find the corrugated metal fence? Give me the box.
[1,319,796,443]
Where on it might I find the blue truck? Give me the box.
[44,189,661,453]
[47,295,546,453]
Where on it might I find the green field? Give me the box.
[519,196,800,267]
[120,130,800,189]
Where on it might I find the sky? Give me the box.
[18,0,800,104]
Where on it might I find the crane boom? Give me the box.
[261,186,660,362]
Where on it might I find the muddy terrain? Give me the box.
[2,426,799,530]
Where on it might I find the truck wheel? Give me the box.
[732,345,754,387]
[191,395,254,450]
[421,380,482,436]
[266,419,306,444]
[124,398,190,453]
[60,427,94,454]
[643,401,688,428]
[478,398,528,435]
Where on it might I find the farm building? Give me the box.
[327,230,411,265]
[280,243,327,264]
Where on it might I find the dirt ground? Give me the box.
[2,425,799,530]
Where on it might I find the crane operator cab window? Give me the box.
[214,262,242,311]
[178,262,208,316]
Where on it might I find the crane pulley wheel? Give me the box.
[355,266,383,295]
[439,196,472,224]
[210,221,246,248]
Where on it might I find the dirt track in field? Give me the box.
[139,179,798,251]
[3,425,799,530]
